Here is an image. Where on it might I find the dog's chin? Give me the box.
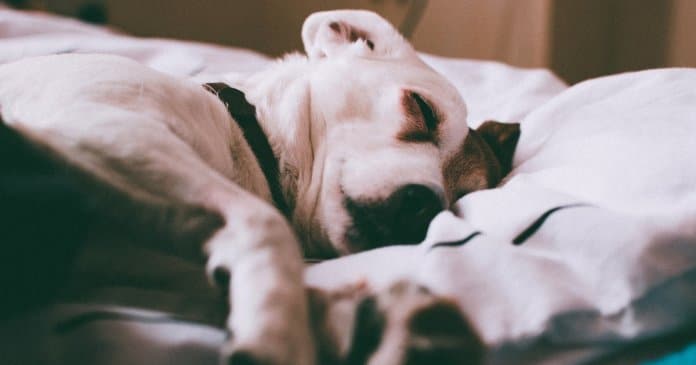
[341,225,384,254]
[341,196,395,253]
[322,199,392,254]
[340,194,439,253]
[321,220,376,256]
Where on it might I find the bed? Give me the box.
[1,5,695,365]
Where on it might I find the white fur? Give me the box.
[241,12,469,254]
[0,10,471,365]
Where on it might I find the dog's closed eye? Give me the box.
[399,91,440,144]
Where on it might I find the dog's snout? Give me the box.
[344,184,445,251]
[387,184,444,244]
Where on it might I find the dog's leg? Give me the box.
[21,121,314,365]
[204,194,313,365]
[309,280,483,365]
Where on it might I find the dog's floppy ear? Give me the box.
[443,121,520,201]
[474,120,521,177]
[302,10,421,63]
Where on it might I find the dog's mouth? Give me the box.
[342,184,445,252]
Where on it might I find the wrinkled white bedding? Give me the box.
[308,68,696,364]
[2,6,695,365]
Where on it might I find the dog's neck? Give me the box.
[219,57,332,255]
[204,83,290,217]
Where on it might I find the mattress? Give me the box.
[1,5,695,365]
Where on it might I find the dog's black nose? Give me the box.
[344,184,445,250]
[386,184,445,244]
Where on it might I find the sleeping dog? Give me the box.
[0,10,518,365]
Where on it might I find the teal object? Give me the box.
[644,344,696,365]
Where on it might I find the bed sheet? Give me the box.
[3,5,695,365]
[307,68,696,364]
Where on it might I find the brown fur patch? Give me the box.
[475,120,520,175]
[442,129,499,202]
[442,121,520,202]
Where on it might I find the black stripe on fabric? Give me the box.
[512,203,589,245]
[428,231,482,252]
[54,311,211,334]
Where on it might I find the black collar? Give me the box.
[203,82,290,217]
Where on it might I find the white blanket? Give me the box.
[1,6,694,365]
[307,68,696,363]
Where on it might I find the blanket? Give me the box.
[307,68,696,364]
[1,5,694,365]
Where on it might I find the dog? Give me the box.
[0,10,519,365]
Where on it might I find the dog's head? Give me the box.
[242,11,519,257]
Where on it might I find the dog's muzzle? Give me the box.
[344,184,445,251]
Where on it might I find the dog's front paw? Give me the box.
[361,280,484,365]
[223,346,265,365]
[308,280,483,365]
[205,208,316,365]
[221,346,280,365]
[221,328,315,365]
